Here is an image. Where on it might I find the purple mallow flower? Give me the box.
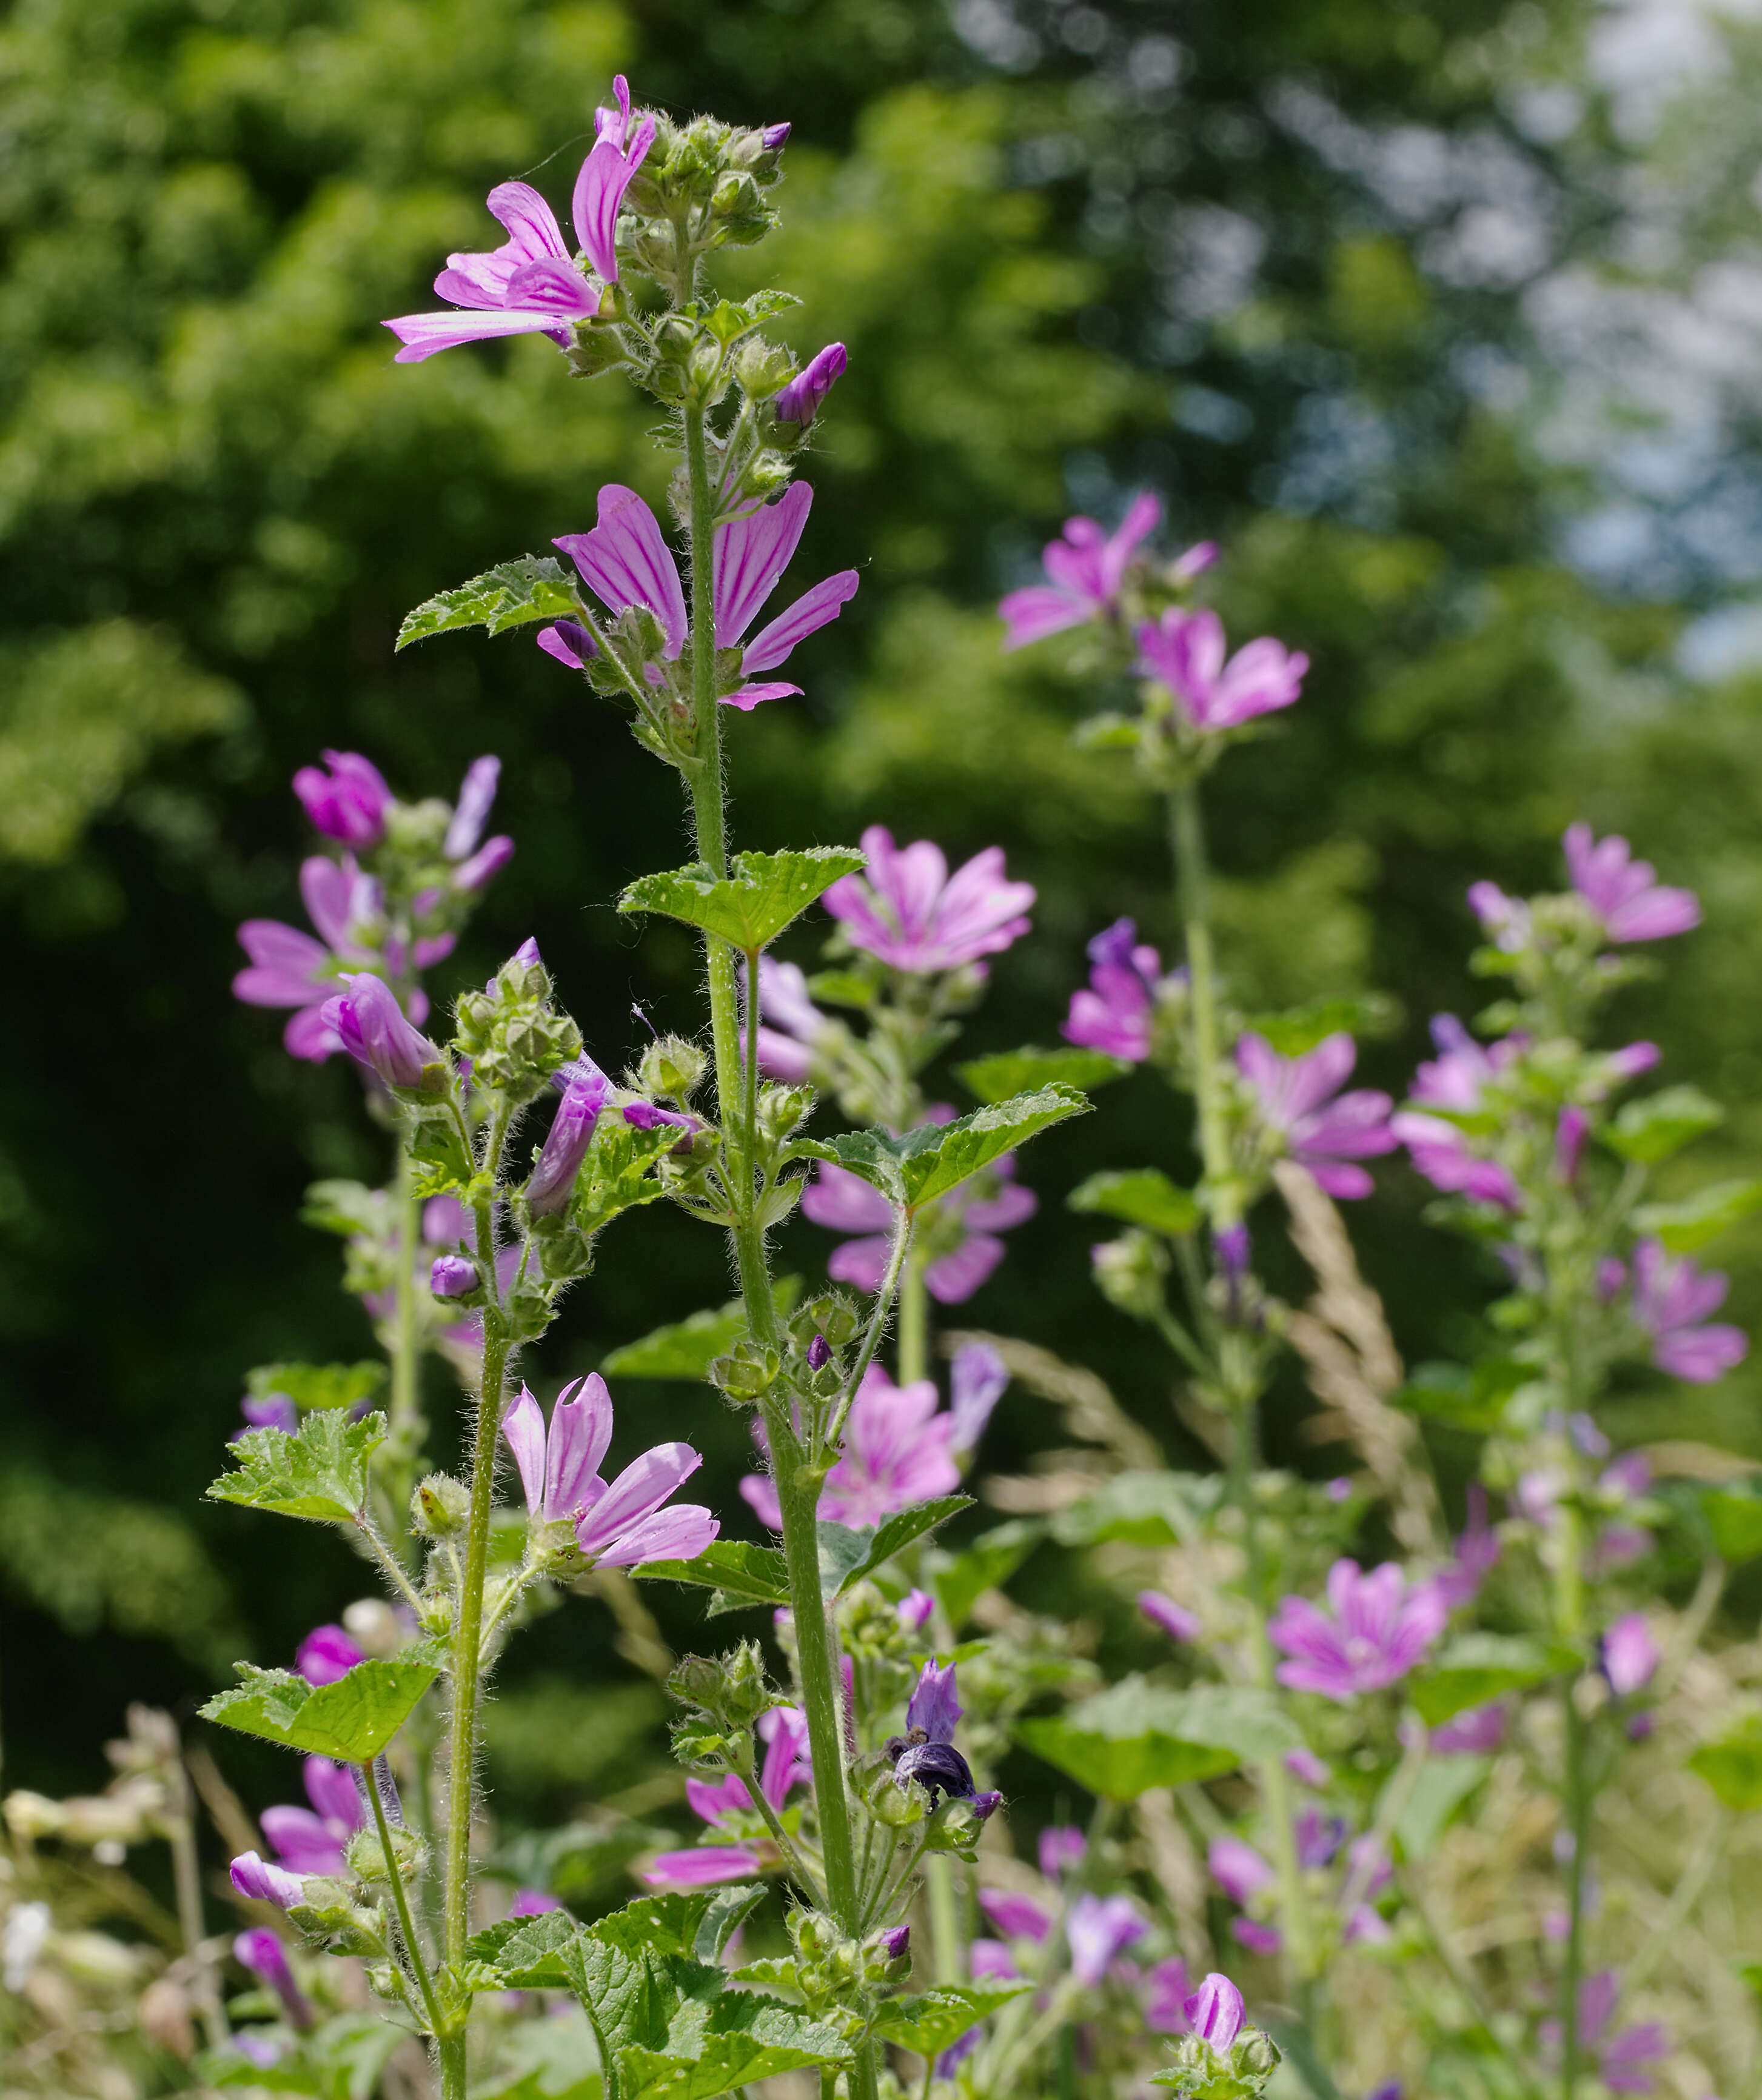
[240,1391,297,1436]
[296,1625,364,1687]
[1137,607,1308,731]
[260,1757,365,1876]
[1145,1958,1193,2033]
[293,751,391,848]
[509,1890,563,1918]
[234,1929,312,2028]
[774,343,847,426]
[1039,1825,1087,1878]
[1063,919,1184,1063]
[384,78,655,361]
[1541,1973,1667,2095]
[749,957,839,1082]
[1629,1239,1747,1383]
[1068,1893,1147,1986]
[803,1134,1036,1305]
[1267,1559,1447,1699]
[1390,1017,1524,1208]
[898,1588,936,1633]
[545,480,858,709]
[230,1853,307,1909]
[741,1364,960,1531]
[321,974,447,1091]
[1235,1032,1396,1199]
[822,826,1035,974]
[1184,1973,1247,2051]
[1209,1837,1275,1907]
[233,860,377,1062]
[1601,1613,1659,1696]
[1565,824,1700,945]
[644,1707,809,1889]
[950,1340,1009,1450]
[1140,1590,1202,1643]
[526,1069,611,1216]
[1433,1700,1509,1754]
[444,754,515,892]
[998,492,1167,649]
[978,1889,1051,1944]
[502,1374,719,1567]
[1432,1484,1500,1611]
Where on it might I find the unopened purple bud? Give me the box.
[527,1072,611,1216]
[972,1790,1003,1820]
[321,974,446,1091]
[623,1100,695,1132]
[233,1928,312,2028]
[880,1924,909,1960]
[444,755,501,861]
[774,343,848,426]
[230,1852,305,1910]
[1214,1223,1250,1285]
[807,1334,832,1371]
[452,834,514,894]
[762,121,792,150]
[1601,1611,1658,1696]
[1139,1590,1201,1643]
[292,750,392,849]
[296,1624,364,1686]
[513,937,542,968]
[1171,540,1220,581]
[1182,1972,1246,2051]
[1556,1106,1589,1184]
[897,1587,935,1633]
[430,1255,479,1298]
[241,1392,298,1435]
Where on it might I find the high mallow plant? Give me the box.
[4,70,1760,2100]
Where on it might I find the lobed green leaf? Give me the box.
[1018,1677,1299,1801]
[396,556,580,650]
[207,1408,386,1524]
[618,848,865,952]
[1600,1085,1725,1165]
[1409,1635,1573,1726]
[831,1085,1089,1212]
[1631,1176,1762,1252]
[957,1045,1128,1105]
[634,1540,790,1608]
[1068,1168,1201,1237]
[870,1980,1030,2058]
[199,1658,438,1762]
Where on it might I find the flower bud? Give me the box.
[637,1035,708,1103]
[1233,2029,1281,2079]
[292,751,391,849]
[789,1909,838,1959]
[526,1071,611,1216]
[430,1255,479,1299]
[734,338,798,401]
[774,343,847,427]
[231,1851,306,1910]
[1091,1230,1169,1321]
[709,1340,780,1402]
[794,1292,861,1348]
[806,1334,831,1373]
[323,975,447,1093]
[414,1473,471,1537]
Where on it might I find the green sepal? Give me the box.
[829,1085,1088,1211]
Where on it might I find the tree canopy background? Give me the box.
[5,0,1762,1828]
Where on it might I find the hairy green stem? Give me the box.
[392,1141,423,1460]
[364,1763,445,2038]
[896,1252,929,1386]
[1555,1502,1588,2100]
[1169,782,1236,1229]
[682,399,877,2100]
[167,1751,226,2051]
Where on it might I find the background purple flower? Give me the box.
[741,1364,960,1530]
[644,1707,809,1889]
[1564,824,1700,944]
[1067,1892,1146,1985]
[948,1340,1008,1452]
[1390,1017,1524,1207]
[292,751,390,848]
[749,957,838,1081]
[1630,1238,1747,1382]
[822,826,1034,973]
[1210,1836,1274,1907]
[260,1757,364,1876]
[1140,1590,1202,1642]
[296,1625,363,1686]
[1541,1973,1667,2095]
[1601,1612,1659,1696]
[1136,607,1308,729]
[1433,1700,1509,1753]
[998,491,1162,649]
[1268,1559,1447,1699]
[1063,919,1182,1062]
[1235,1032,1396,1199]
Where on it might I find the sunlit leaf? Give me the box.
[619,849,865,952]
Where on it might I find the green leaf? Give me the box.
[1068,1168,1201,1237]
[621,1999,850,2100]
[206,2010,408,2099]
[693,1884,766,1964]
[464,1907,581,1990]
[1697,1478,1762,1563]
[602,1306,746,1380]
[397,556,580,649]
[957,1045,1129,1105]
[1600,1085,1725,1165]
[618,848,865,952]
[930,1521,1040,1627]
[1395,1756,1488,1859]
[244,1361,387,1415]
[831,1086,1089,1212]
[1017,1678,1301,1801]
[474,2008,603,2100]
[1632,1177,1762,1252]
[1690,1717,1762,1809]
[199,1659,438,1762]
[1409,1636,1571,1726]
[1051,1471,1224,1548]
[633,1540,790,1608]
[575,1116,680,1241]
[1392,1358,1533,1435]
[409,1116,477,1202]
[206,1409,386,1523]
[819,1497,974,1596]
[1240,994,1399,1056]
[870,1981,1030,2058]
[600,1281,801,1380]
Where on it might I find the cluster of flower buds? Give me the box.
[235,751,511,1063]
[454,939,583,1103]
[782,1908,911,2025]
[666,1642,779,1774]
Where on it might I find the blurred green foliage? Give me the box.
[4,0,1761,1825]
